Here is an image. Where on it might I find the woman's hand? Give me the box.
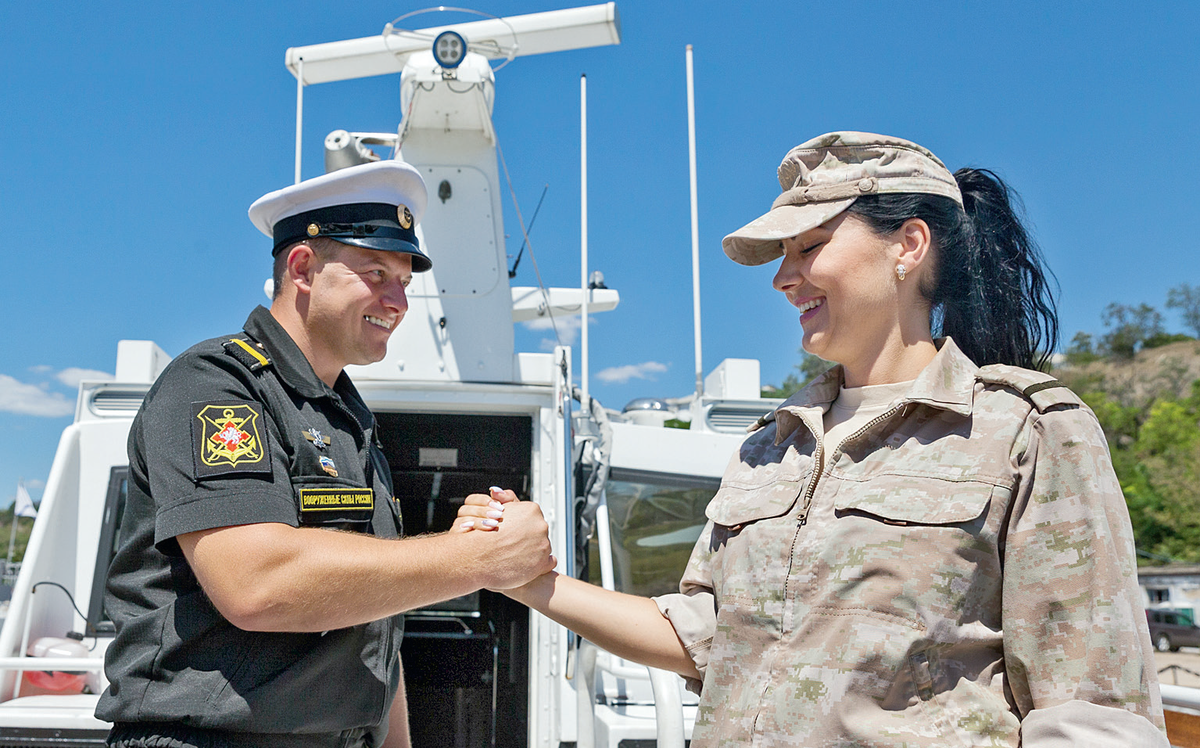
[456,486,520,532]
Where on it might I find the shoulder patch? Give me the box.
[192,401,272,479]
[746,409,778,433]
[223,338,271,372]
[975,364,1084,413]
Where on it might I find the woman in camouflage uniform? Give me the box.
[463,132,1167,747]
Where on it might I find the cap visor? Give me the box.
[335,236,433,273]
[722,198,857,266]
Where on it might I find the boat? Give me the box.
[0,5,777,745]
[6,5,1199,747]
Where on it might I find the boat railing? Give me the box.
[574,638,684,748]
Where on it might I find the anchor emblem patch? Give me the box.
[192,401,271,478]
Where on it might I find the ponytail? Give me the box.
[846,168,1059,370]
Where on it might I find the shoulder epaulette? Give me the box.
[975,364,1082,413]
[746,409,777,434]
[223,337,272,373]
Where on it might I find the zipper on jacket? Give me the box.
[796,403,909,526]
[795,411,824,528]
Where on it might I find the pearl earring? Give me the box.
[896,264,907,281]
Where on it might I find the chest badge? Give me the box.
[192,402,270,478]
[319,456,338,477]
[304,427,331,450]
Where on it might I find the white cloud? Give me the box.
[0,375,74,417]
[522,315,586,346]
[595,361,669,384]
[56,368,114,388]
[27,365,52,374]
[24,479,45,492]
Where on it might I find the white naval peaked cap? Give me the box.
[248,159,432,272]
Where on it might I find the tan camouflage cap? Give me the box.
[722,131,964,266]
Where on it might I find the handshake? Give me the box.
[455,486,557,593]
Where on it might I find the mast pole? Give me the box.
[580,73,590,411]
[295,57,305,184]
[687,45,703,398]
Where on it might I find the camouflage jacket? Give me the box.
[655,339,1167,747]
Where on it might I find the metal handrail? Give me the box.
[1162,683,1200,711]
[0,657,104,671]
[574,639,685,748]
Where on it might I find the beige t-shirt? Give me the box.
[822,379,913,460]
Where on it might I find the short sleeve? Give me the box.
[1001,406,1167,745]
[652,520,719,694]
[132,350,298,551]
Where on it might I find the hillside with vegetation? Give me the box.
[763,284,1200,566]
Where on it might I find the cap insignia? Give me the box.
[397,205,413,230]
[307,223,320,237]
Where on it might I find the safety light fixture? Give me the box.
[433,30,467,69]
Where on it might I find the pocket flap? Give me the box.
[706,477,807,526]
[834,477,994,525]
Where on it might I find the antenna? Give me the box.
[580,73,590,411]
[687,45,702,398]
[294,57,304,183]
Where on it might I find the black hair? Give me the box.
[846,167,1059,371]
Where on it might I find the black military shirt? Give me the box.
[97,306,404,744]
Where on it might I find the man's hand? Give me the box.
[471,496,556,590]
[456,486,518,532]
[455,487,554,590]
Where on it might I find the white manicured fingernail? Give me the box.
[486,510,503,519]
[460,520,474,530]
[482,518,500,528]
[488,500,503,510]
[489,486,502,493]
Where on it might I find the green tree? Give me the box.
[1100,302,1164,359]
[1167,283,1200,338]
[762,351,833,398]
[1065,331,1099,365]
[1118,379,1200,563]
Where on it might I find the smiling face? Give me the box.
[300,241,413,381]
[773,212,936,385]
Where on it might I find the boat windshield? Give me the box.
[589,470,718,597]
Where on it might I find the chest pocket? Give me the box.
[293,475,374,529]
[833,475,997,526]
[707,437,814,527]
[706,471,812,527]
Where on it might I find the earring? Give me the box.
[895,264,907,281]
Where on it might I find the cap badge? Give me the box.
[397,205,413,230]
[319,456,338,477]
[306,223,320,237]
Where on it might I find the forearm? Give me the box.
[181,521,542,632]
[508,571,699,680]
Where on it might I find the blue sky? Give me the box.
[3,1,1200,506]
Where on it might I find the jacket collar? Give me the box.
[243,305,336,401]
[772,337,978,444]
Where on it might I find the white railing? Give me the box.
[575,639,685,748]
[1162,683,1200,712]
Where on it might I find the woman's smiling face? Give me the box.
[773,212,905,374]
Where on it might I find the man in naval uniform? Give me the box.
[96,160,555,747]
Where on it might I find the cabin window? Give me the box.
[591,469,719,597]
[86,466,129,636]
[1148,587,1170,604]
